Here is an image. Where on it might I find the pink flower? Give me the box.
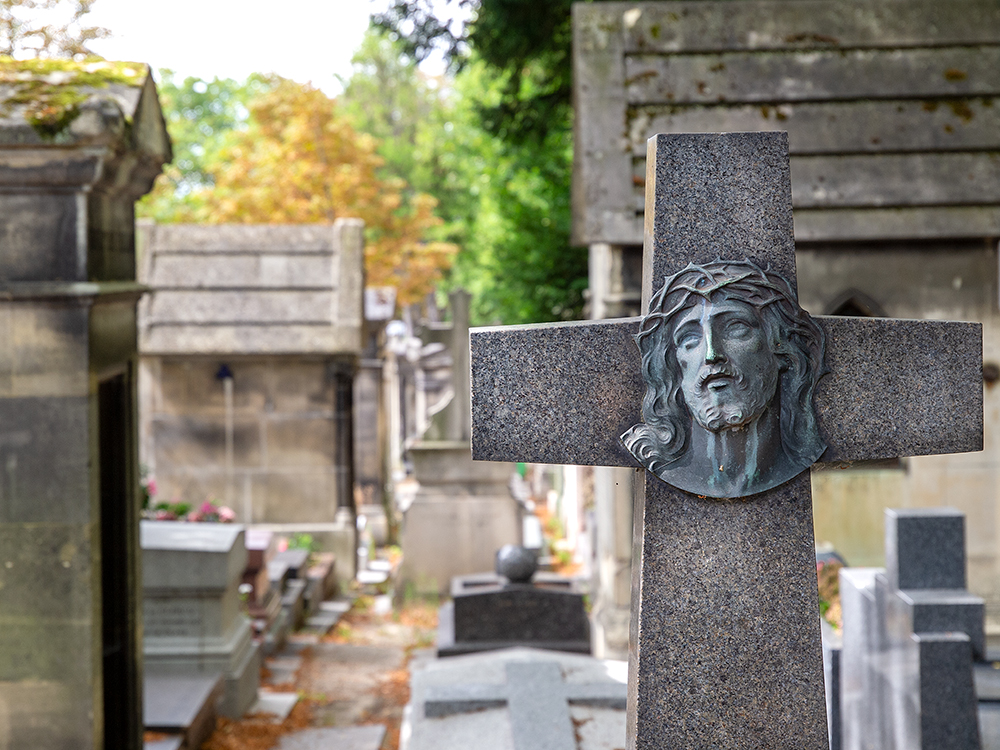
[187,511,202,522]
[200,501,217,515]
[155,510,176,521]
[277,538,288,552]
[145,478,158,497]
[218,506,236,522]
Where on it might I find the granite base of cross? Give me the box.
[470,132,982,749]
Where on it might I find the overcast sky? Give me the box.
[86,0,393,94]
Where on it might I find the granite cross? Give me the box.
[424,660,626,750]
[469,132,983,749]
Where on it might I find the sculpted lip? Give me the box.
[700,371,734,390]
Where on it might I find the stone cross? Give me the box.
[470,132,983,749]
[424,660,626,750]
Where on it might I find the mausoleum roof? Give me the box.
[0,57,171,156]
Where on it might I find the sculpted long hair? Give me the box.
[621,260,826,475]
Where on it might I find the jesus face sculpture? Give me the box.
[673,297,781,434]
[621,260,826,498]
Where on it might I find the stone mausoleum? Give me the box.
[574,0,1000,655]
[137,222,364,579]
[0,60,170,749]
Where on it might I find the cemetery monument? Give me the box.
[137,221,364,586]
[471,132,982,747]
[0,61,170,749]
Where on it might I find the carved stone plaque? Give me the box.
[621,260,826,498]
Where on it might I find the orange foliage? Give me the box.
[188,79,454,304]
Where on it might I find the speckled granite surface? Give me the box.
[643,132,798,302]
[470,315,982,465]
[627,471,828,749]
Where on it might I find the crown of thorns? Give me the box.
[637,260,793,340]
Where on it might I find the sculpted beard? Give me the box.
[687,362,779,433]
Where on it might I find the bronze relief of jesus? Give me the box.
[621,260,827,498]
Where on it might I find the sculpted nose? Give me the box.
[704,326,725,364]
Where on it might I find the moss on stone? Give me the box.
[0,57,147,140]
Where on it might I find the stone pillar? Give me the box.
[446,289,472,443]
[401,289,520,595]
[0,63,169,749]
[588,242,642,659]
[332,357,358,581]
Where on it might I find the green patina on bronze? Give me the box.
[0,57,146,140]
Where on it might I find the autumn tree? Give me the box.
[139,72,268,223]
[0,0,108,58]
[141,76,454,304]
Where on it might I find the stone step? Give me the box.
[249,691,300,722]
[276,725,386,750]
[144,673,223,750]
[144,737,184,750]
[303,599,351,635]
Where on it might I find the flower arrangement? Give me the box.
[144,498,236,523]
[140,470,236,522]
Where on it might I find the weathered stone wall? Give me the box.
[141,355,354,523]
[573,0,1000,246]
[0,61,169,750]
[798,241,1000,628]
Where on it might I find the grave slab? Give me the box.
[250,691,299,722]
[143,673,223,750]
[277,725,386,750]
[405,647,627,750]
[438,574,590,656]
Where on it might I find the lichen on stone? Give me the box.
[0,57,147,140]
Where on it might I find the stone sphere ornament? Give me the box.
[495,544,537,583]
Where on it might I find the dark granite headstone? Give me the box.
[470,132,983,749]
[438,571,590,657]
[839,508,984,749]
[886,508,967,591]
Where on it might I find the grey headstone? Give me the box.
[886,508,967,590]
[893,589,985,660]
[838,509,985,749]
[141,521,261,719]
[916,634,980,749]
[839,567,884,750]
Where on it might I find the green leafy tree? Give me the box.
[373,0,576,144]
[0,0,108,58]
[364,5,590,324]
[139,72,269,222]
